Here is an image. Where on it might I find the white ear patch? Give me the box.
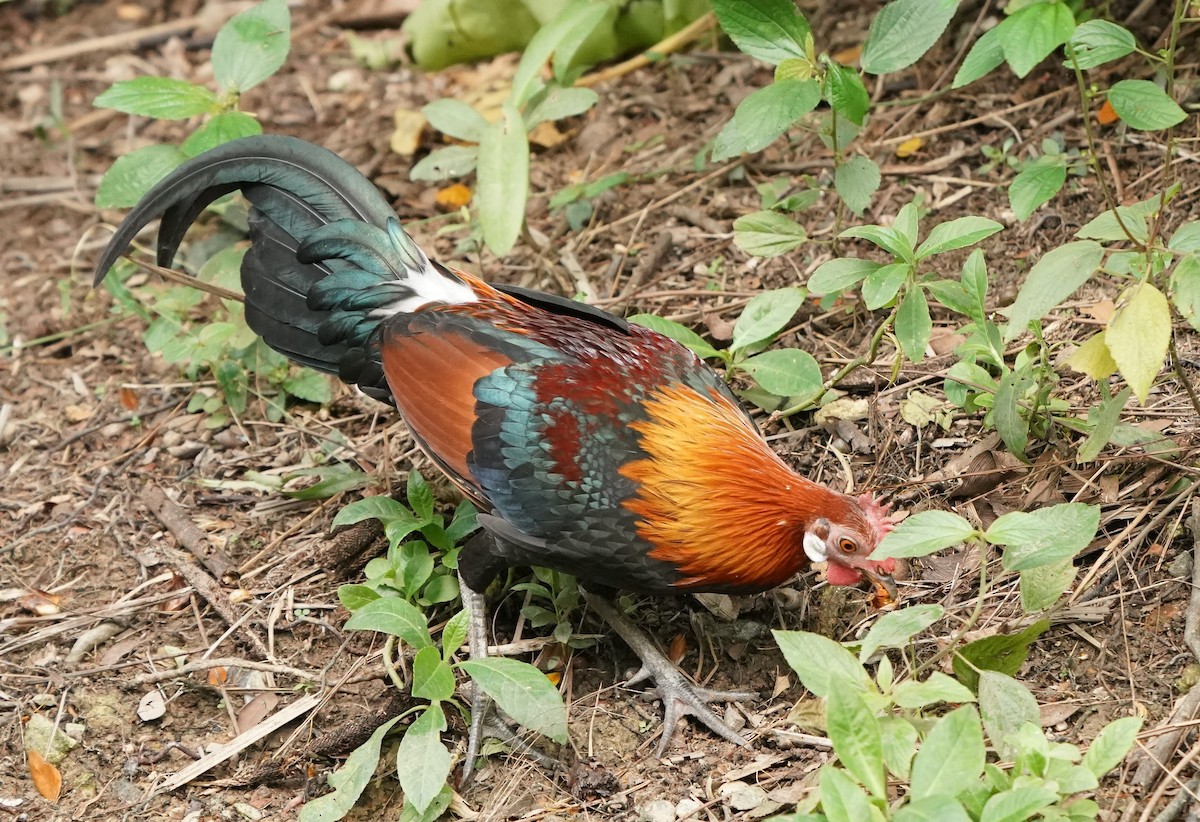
[803,532,827,563]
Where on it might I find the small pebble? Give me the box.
[675,797,704,819]
[640,799,676,822]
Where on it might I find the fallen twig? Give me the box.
[142,484,238,582]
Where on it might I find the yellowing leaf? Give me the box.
[390,108,426,156]
[1065,332,1117,380]
[528,120,567,148]
[28,750,62,802]
[1106,283,1170,402]
[895,137,924,158]
[435,183,473,210]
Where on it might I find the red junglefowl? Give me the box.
[93,135,897,773]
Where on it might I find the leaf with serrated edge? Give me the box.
[988,503,1100,571]
[910,705,985,800]
[978,671,1039,760]
[873,511,976,560]
[299,715,402,822]
[1082,716,1142,777]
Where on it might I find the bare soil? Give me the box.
[1,1,1198,820]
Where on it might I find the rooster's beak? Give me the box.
[858,565,898,605]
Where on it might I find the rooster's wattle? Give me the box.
[93,135,897,769]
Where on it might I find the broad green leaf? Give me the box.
[396,705,451,813]
[823,60,870,125]
[1169,221,1200,253]
[861,0,960,75]
[710,0,811,65]
[840,223,911,257]
[910,706,985,800]
[407,471,435,521]
[892,202,920,247]
[628,314,722,360]
[410,146,478,181]
[422,574,459,604]
[995,2,1074,78]
[773,630,870,697]
[880,716,919,781]
[94,77,217,119]
[441,609,470,658]
[952,620,1049,691]
[988,503,1100,570]
[835,155,881,215]
[214,359,248,413]
[1078,386,1132,462]
[333,496,408,528]
[282,369,333,404]
[1009,159,1067,221]
[412,646,456,702]
[993,369,1031,459]
[1172,255,1200,332]
[524,86,599,128]
[978,671,1039,760]
[873,510,976,560]
[459,657,567,742]
[476,102,529,256]
[740,348,823,399]
[1106,282,1170,402]
[924,279,974,317]
[212,0,291,93]
[857,604,944,662]
[894,795,972,822]
[1064,19,1137,70]
[1000,241,1104,341]
[953,25,1004,88]
[861,263,909,310]
[1020,559,1077,612]
[1082,715,1142,777]
[94,144,187,208]
[1076,193,1160,242]
[808,258,881,294]
[979,786,1058,822]
[298,714,403,822]
[827,689,886,799]
[400,786,452,822]
[1065,332,1117,380]
[1108,80,1187,131]
[819,763,877,822]
[422,98,488,142]
[731,287,807,351]
[337,584,380,612]
[896,287,932,363]
[180,112,262,157]
[916,216,1003,259]
[732,210,809,257]
[281,464,373,500]
[713,80,821,161]
[510,1,608,105]
[892,671,976,709]
[344,596,433,648]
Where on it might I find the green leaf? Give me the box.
[94,144,187,208]
[1009,158,1067,221]
[896,287,932,363]
[732,210,809,258]
[1078,386,1132,462]
[1170,221,1200,253]
[345,597,433,648]
[1076,193,1160,242]
[910,705,985,800]
[857,605,944,662]
[953,25,1004,88]
[94,77,218,119]
[834,155,881,215]
[731,287,807,351]
[1000,240,1104,341]
[992,369,1031,459]
[212,0,291,93]
[995,2,1074,78]
[282,464,373,501]
[823,60,870,125]
[819,763,876,822]
[282,369,333,404]
[333,496,408,528]
[988,503,1100,571]
[915,216,1003,259]
[476,102,529,256]
[978,671,1039,760]
[627,314,722,360]
[710,0,811,65]
[181,111,262,156]
[458,658,567,742]
[524,86,599,128]
[407,471,435,521]
[840,224,913,261]
[337,584,380,612]
[713,80,821,161]
[880,716,919,781]
[1108,80,1187,131]
[396,705,451,814]
[740,348,823,399]
[952,620,1049,692]
[861,263,909,310]
[892,671,976,709]
[410,146,478,182]
[422,574,460,604]
[441,609,470,658]
[861,0,960,76]
[1107,282,1171,402]
[873,510,976,560]
[808,258,881,294]
[827,689,886,799]
[298,714,403,822]
[1064,19,1137,70]
[979,786,1058,822]
[1020,559,1076,612]
[214,359,248,413]
[773,630,870,697]
[422,98,488,142]
[1171,255,1200,332]
[894,795,972,822]
[1082,715,1142,777]
[1065,332,1117,380]
[510,1,608,106]
[412,646,456,702]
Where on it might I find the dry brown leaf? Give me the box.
[435,183,472,211]
[832,45,862,65]
[118,387,139,411]
[529,120,567,148]
[28,750,62,802]
[17,590,61,616]
[390,108,426,157]
[236,693,280,734]
[668,633,687,665]
[1084,298,1114,322]
[64,404,92,423]
[137,690,166,722]
[208,667,228,686]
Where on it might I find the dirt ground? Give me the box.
[1,0,1198,820]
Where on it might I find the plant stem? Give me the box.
[911,538,991,680]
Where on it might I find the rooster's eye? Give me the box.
[839,538,858,554]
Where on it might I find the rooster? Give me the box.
[94,135,897,771]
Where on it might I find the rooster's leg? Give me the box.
[459,574,490,786]
[581,590,757,757]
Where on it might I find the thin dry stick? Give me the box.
[575,13,718,88]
